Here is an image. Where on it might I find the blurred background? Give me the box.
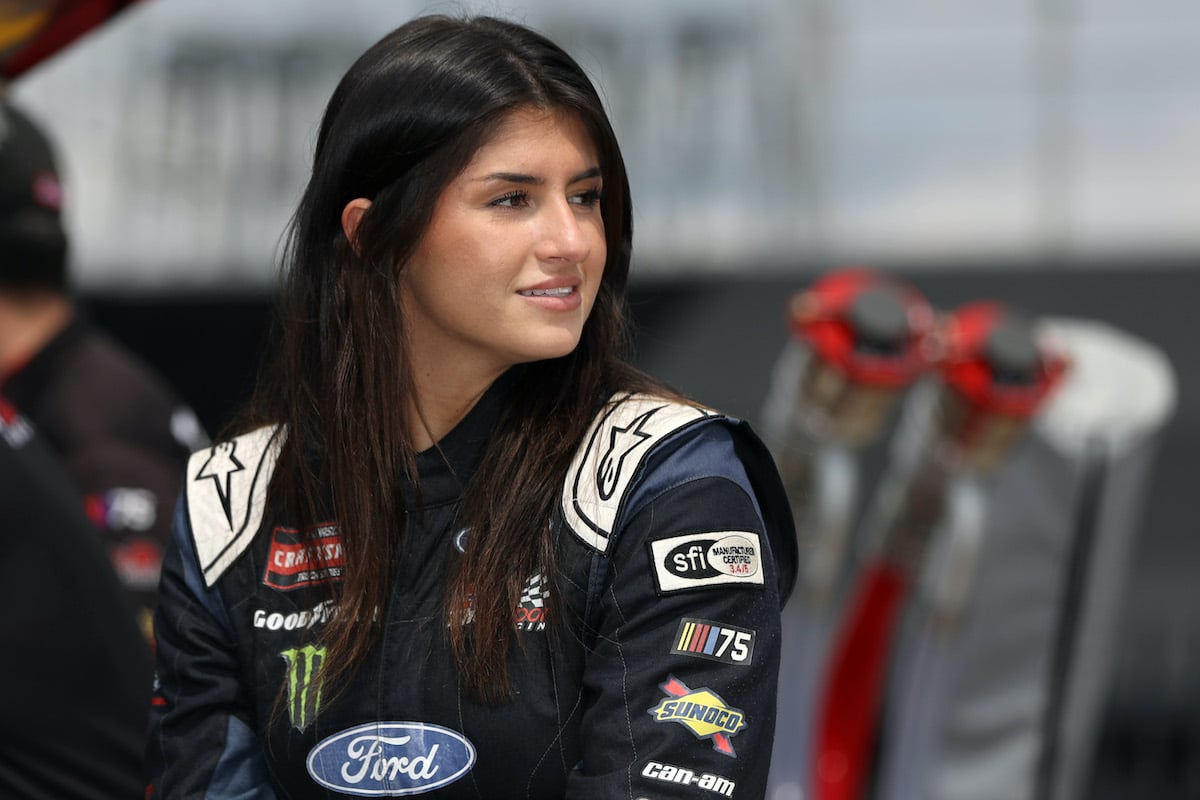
[5,0,1198,796]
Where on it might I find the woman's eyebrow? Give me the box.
[474,166,602,185]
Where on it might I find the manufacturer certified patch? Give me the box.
[647,675,747,758]
[648,532,764,594]
[671,618,756,666]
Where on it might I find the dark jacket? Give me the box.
[1,314,207,629]
[148,383,797,799]
[0,397,152,799]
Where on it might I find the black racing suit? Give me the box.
[148,380,798,799]
[0,314,208,635]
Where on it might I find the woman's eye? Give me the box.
[490,191,530,208]
[570,188,603,208]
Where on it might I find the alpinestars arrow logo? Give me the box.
[196,440,245,529]
[596,406,660,500]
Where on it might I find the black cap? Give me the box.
[0,98,67,290]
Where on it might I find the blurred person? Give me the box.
[0,95,208,639]
[147,14,797,799]
[0,395,151,799]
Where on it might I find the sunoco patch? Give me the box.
[647,675,746,758]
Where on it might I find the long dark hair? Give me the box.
[241,15,670,703]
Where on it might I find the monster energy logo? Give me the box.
[280,645,326,731]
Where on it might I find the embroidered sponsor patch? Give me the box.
[671,618,756,666]
[263,523,345,591]
[110,537,163,591]
[458,572,550,633]
[254,599,337,632]
[642,760,736,797]
[515,572,549,631]
[281,645,325,732]
[306,721,476,796]
[84,487,157,532]
[648,532,764,594]
[0,396,32,448]
[647,675,746,758]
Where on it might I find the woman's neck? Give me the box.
[407,361,505,452]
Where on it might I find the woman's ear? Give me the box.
[341,198,372,253]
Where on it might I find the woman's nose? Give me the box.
[535,199,591,265]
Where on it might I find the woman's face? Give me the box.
[398,107,607,384]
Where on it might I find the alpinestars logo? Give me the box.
[596,407,658,500]
[196,440,245,529]
[281,644,325,731]
[515,572,549,631]
[562,396,711,554]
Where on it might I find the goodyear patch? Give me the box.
[647,675,747,758]
[671,618,755,666]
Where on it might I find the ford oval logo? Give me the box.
[306,721,476,796]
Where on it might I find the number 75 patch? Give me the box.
[670,618,756,666]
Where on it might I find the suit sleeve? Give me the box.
[146,498,277,800]
[566,422,788,800]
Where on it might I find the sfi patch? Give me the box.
[648,531,764,594]
[671,618,756,666]
[647,675,747,758]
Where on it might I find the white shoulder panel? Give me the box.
[562,393,713,554]
[185,424,284,587]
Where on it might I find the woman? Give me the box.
[148,15,797,799]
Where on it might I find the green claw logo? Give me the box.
[280,645,325,731]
